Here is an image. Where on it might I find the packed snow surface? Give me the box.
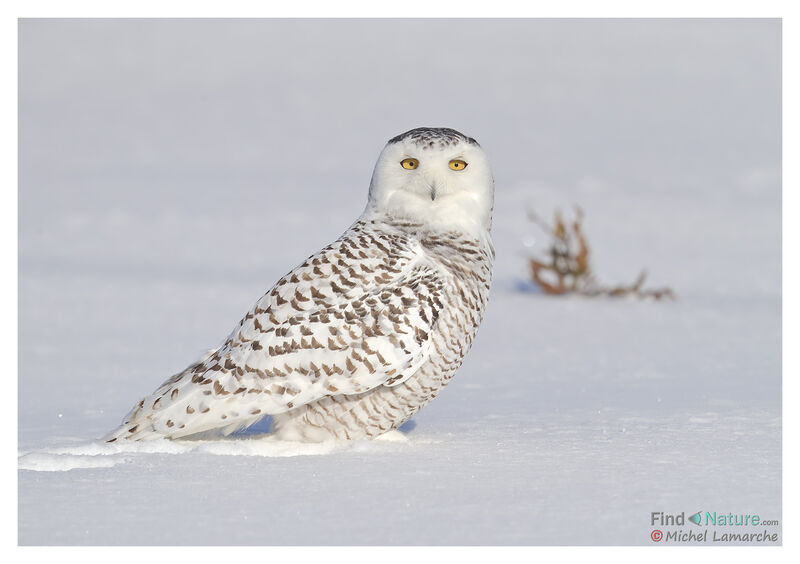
[18,19,780,545]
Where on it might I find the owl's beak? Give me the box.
[428,181,437,201]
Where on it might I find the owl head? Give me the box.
[366,127,494,233]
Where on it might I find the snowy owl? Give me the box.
[105,127,495,442]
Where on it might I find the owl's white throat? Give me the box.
[365,185,492,236]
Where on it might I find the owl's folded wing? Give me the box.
[105,261,445,441]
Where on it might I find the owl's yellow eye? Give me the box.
[401,158,419,170]
[449,159,468,171]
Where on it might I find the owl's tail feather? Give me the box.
[102,412,261,442]
[102,397,169,442]
[103,348,229,442]
[102,346,277,442]
[103,424,165,442]
[101,386,268,443]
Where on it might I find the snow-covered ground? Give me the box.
[18,19,781,545]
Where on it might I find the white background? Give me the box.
[16,18,781,545]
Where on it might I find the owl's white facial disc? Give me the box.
[365,127,494,234]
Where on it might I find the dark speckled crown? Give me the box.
[388,127,479,148]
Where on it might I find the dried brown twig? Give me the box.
[527,207,674,300]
